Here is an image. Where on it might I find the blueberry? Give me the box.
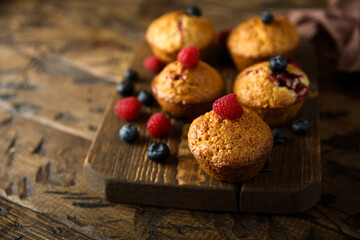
[261,11,274,24]
[124,69,139,81]
[119,124,139,143]
[117,80,134,96]
[292,119,310,136]
[272,129,285,144]
[186,6,202,17]
[137,90,153,106]
[270,56,288,73]
[147,143,170,162]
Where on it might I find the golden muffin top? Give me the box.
[227,16,299,58]
[146,11,215,54]
[152,61,225,104]
[188,109,273,168]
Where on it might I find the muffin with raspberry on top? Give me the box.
[227,11,299,71]
[232,56,310,126]
[146,6,215,63]
[151,46,225,121]
[188,94,273,182]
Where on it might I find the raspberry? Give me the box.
[177,46,199,67]
[114,97,142,121]
[147,113,171,137]
[144,56,163,72]
[218,29,231,47]
[213,94,244,119]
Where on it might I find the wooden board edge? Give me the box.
[239,180,321,213]
[83,162,107,198]
[84,162,239,212]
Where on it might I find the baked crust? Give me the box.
[146,11,215,62]
[188,109,273,182]
[227,16,299,70]
[152,61,225,120]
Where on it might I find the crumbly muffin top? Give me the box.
[152,61,225,104]
[233,62,310,108]
[227,16,299,57]
[146,11,215,53]
[188,109,273,168]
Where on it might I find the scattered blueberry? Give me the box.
[292,119,310,136]
[124,69,139,81]
[137,90,153,106]
[186,6,202,17]
[119,125,139,143]
[147,143,170,162]
[261,161,270,172]
[117,80,134,96]
[272,129,285,144]
[261,11,274,24]
[270,56,288,73]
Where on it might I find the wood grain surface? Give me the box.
[1,0,360,239]
[85,39,321,213]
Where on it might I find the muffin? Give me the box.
[232,58,310,126]
[188,108,273,182]
[227,12,299,71]
[146,11,215,63]
[151,59,225,121]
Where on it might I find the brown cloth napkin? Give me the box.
[286,0,360,72]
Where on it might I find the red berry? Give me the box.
[144,56,163,72]
[218,29,231,47]
[177,46,199,67]
[213,94,244,119]
[147,113,172,137]
[114,97,142,121]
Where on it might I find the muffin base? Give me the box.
[194,152,269,183]
[244,99,305,126]
[154,95,215,121]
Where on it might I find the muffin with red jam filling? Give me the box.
[146,10,215,63]
[151,47,225,121]
[232,56,310,126]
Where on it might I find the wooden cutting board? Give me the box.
[84,39,321,213]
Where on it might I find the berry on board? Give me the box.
[119,124,139,143]
[116,80,134,97]
[218,29,231,47]
[137,90,153,106]
[144,56,163,72]
[272,129,285,144]
[292,119,310,136]
[147,143,170,162]
[124,69,139,81]
[114,97,142,121]
[147,113,172,137]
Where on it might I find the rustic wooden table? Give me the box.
[0,0,359,239]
